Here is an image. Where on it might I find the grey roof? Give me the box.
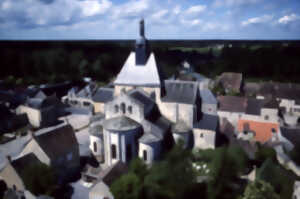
[34,91,47,99]
[32,124,78,160]
[258,82,300,100]
[77,83,97,99]
[139,119,165,144]
[92,88,114,103]
[99,161,128,186]
[246,98,263,116]
[89,124,103,137]
[102,116,141,132]
[161,80,198,104]
[218,96,247,113]
[128,89,155,108]
[114,52,161,87]
[194,114,218,131]
[11,153,42,180]
[25,95,59,109]
[280,127,300,146]
[200,89,217,104]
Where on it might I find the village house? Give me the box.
[19,124,80,178]
[16,91,64,128]
[0,153,43,192]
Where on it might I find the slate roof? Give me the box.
[92,88,114,103]
[114,52,161,87]
[25,95,59,109]
[280,127,300,147]
[237,119,279,143]
[10,153,42,180]
[246,98,264,116]
[258,82,300,100]
[128,89,155,108]
[161,80,198,104]
[200,89,217,104]
[89,124,103,137]
[140,119,165,143]
[77,83,97,99]
[218,96,247,113]
[102,116,141,132]
[34,91,47,99]
[32,124,78,160]
[99,161,128,186]
[194,114,219,131]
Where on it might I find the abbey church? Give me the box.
[89,19,218,166]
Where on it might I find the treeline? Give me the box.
[0,41,300,87]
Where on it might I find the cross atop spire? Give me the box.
[135,18,149,66]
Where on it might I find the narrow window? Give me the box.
[111,144,117,159]
[126,144,132,161]
[114,105,119,113]
[121,103,126,114]
[83,101,91,107]
[143,150,147,161]
[128,106,133,114]
[271,128,276,133]
[94,142,97,153]
[200,133,204,138]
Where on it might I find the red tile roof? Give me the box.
[237,119,279,143]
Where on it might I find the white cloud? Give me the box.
[180,18,202,27]
[1,0,12,10]
[213,0,261,7]
[185,5,207,15]
[112,0,150,20]
[278,13,299,24]
[79,0,112,17]
[173,5,181,15]
[151,9,168,20]
[241,15,273,26]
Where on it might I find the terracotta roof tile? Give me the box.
[237,119,279,143]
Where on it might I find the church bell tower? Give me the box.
[135,19,150,66]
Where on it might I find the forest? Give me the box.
[0,40,300,88]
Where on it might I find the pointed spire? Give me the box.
[139,18,145,37]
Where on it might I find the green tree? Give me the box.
[144,141,196,199]
[241,179,280,199]
[21,163,56,196]
[110,172,143,199]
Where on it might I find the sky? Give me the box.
[0,0,300,40]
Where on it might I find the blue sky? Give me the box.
[0,0,300,40]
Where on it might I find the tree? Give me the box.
[110,172,143,199]
[21,163,56,196]
[241,179,280,199]
[144,141,196,199]
[195,146,249,199]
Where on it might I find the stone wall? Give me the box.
[17,105,41,127]
[193,128,216,149]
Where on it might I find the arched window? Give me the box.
[93,142,97,152]
[114,105,119,113]
[121,103,126,114]
[128,106,133,114]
